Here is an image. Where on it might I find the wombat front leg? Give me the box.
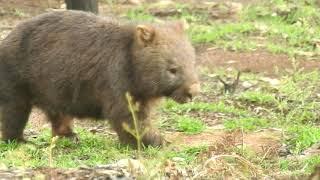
[47,113,77,139]
[1,101,32,142]
[110,116,164,147]
[141,127,165,147]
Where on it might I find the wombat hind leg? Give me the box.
[1,101,32,142]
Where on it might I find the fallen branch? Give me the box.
[218,71,241,94]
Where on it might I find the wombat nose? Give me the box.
[187,83,201,98]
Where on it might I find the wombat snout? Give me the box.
[186,82,201,99]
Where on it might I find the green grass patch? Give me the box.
[126,7,155,21]
[0,128,131,168]
[122,0,320,56]
[282,102,320,124]
[163,100,247,116]
[280,155,320,174]
[175,116,206,134]
[188,22,256,44]
[279,71,320,101]
[286,125,320,154]
[275,71,320,124]
[238,91,277,106]
[224,117,269,131]
[166,145,208,164]
[0,128,207,169]
[242,0,320,56]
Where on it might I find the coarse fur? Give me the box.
[0,10,200,147]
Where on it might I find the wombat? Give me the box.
[0,10,200,147]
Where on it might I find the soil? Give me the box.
[167,128,283,156]
[197,48,320,76]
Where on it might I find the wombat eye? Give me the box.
[169,68,177,75]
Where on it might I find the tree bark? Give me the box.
[65,0,99,14]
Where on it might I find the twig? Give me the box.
[127,93,141,153]
[123,92,149,158]
[218,71,241,94]
[48,136,58,167]
[259,146,272,164]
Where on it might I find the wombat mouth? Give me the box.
[172,96,192,104]
[167,91,192,104]
[163,86,192,104]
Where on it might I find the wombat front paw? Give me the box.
[142,133,165,147]
[55,132,80,144]
[68,133,80,144]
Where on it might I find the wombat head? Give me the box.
[131,21,200,103]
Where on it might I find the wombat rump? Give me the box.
[0,10,200,147]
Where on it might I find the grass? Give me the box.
[280,155,320,174]
[0,128,207,169]
[158,69,320,177]
[240,0,320,56]
[12,8,27,17]
[0,129,131,168]
[126,7,155,21]
[286,125,320,154]
[123,0,320,57]
[224,117,269,132]
[163,100,248,116]
[175,116,205,134]
[166,145,208,164]
[188,22,256,44]
[237,91,277,106]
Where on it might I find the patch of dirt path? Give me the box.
[198,48,320,76]
[167,129,283,156]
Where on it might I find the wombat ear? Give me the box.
[136,25,155,45]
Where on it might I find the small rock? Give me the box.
[242,81,254,89]
[226,60,237,64]
[278,144,291,157]
[207,2,243,20]
[151,0,174,7]
[210,124,225,130]
[260,77,280,86]
[148,1,180,17]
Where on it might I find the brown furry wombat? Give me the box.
[0,10,200,147]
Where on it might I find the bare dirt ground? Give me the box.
[198,48,320,76]
[168,129,283,156]
[0,0,319,179]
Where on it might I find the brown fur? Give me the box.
[51,114,74,137]
[0,10,200,147]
